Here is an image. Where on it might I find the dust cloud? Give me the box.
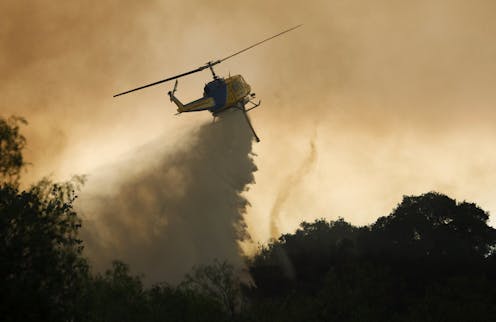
[79,110,256,284]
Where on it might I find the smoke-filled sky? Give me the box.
[2,0,496,269]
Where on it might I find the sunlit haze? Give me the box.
[2,0,495,280]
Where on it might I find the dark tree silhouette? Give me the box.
[0,179,89,322]
[246,193,496,321]
[370,192,496,261]
[81,261,147,322]
[1,116,88,322]
[361,192,496,303]
[81,261,229,322]
[0,116,27,185]
[249,218,361,297]
[180,259,242,318]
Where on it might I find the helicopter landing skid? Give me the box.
[245,99,261,112]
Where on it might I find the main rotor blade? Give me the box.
[219,24,302,63]
[113,65,207,97]
[113,25,302,98]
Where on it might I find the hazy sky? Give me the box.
[2,0,496,265]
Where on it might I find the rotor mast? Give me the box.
[206,61,220,79]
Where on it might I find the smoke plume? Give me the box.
[79,110,257,284]
[270,140,317,238]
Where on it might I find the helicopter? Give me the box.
[113,25,302,142]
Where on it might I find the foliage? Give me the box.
[79,261,228,322]
[402,275,496,322]
[180,259,241,317]
[0,116,27,185]
[0,177,89,322]
[369,192,496,260]
[245,192,496,321]
[249,218,361,297]
[80,261,146,322]
[1,115,89,321]
[146,282,227,322]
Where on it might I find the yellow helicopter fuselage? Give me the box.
[170,75,251,115]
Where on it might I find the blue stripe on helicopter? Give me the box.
[204,79,227,112]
